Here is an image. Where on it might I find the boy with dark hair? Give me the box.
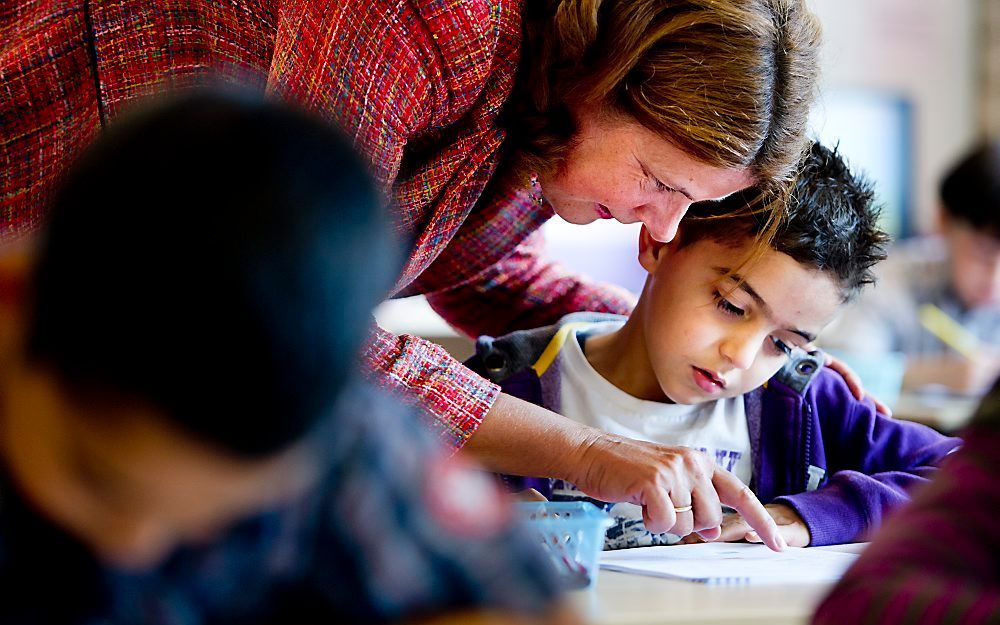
[468,143,960,549]
[823,141,1000,395]
[0,93,566,623]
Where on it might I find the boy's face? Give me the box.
[635,229,843,404]
[0,365,317,571]
[944,217,1000,308]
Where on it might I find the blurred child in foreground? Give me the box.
[0,92,569,624]
[468,143,960,549]
[813,380,1000,624]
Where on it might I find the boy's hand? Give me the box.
[514,488,548,502]
[709,503,810,547]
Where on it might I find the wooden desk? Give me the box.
[573,544,866,625]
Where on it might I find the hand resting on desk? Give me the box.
[680,503,811,547]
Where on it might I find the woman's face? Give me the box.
[537,105,756,243]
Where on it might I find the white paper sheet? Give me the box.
[600,542,859,585]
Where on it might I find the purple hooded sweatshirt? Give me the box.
[466,313,962,547]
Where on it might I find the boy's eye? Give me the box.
[770,336,793,356]
[714,293,745,317]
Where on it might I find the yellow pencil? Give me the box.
[918,303,980,359]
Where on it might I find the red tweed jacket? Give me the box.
[0,0,632,448]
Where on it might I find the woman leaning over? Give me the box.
[0,0,821,545]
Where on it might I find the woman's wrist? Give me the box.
[562,426,619,490]
[461,392,596,481]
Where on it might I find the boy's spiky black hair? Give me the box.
[28,91,402,457]
[680,141,890,302]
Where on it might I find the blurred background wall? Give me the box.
[810,0,978,237]
[983,0,1000,134]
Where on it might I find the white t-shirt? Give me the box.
[553,321,753,549]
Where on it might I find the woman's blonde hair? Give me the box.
[503,0,822,201]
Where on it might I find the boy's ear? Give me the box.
[0,240,35,365]
[934,203,950,235]
[638,225,672,273]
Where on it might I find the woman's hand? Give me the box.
[465,394,786,552]
[704,503,810,548]
[824,353,892,416]
[566,430,785,551]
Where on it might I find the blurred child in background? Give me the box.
[822,141,1000,396]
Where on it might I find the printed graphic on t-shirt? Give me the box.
[709,447,744,473]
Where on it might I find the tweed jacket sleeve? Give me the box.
[363,324,504,450]
[1,2,102,236]
[424,230,636,337]
[367,217,634,452]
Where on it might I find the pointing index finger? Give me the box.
[712,467,786,551]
